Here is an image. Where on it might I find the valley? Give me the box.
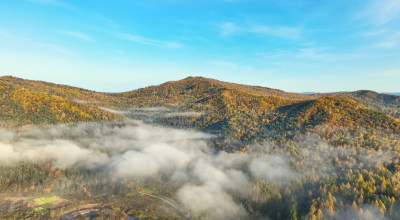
[0,76,400,219]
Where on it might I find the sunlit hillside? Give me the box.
[1,76,400,219]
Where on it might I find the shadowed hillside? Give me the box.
[273,96,400,132]
[116,77,400,141]
[1,75,400,140]
[1,76,400,219]
[333,90,400,119]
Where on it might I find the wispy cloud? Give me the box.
[220,22,238,36]
[375,31,400,49]
[32,42,74,54]
[26,0,77,11]
[364,29,388,37]
[58,30,91,41]
[0,29,13,38]
[357,0,400,25]
[117,33,182,48]
[258,46,372,64]
[377,68,400,77]
[93,14,120,29]
[251,25,301,40]
[0,29,74,55]
[220,22,301,39]
[362,29,400,50]
[374,40,399,49]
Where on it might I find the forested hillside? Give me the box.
[334,90,400,119]
[1,75,400,219]
[0,76,130,108]
[2,75,400,139]
[116,76,400,142]
[0,76,123,125]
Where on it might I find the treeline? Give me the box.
[1,125,399,219]
[0,86,119,125]
[239,126,400,219]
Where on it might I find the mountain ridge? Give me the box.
[1,75,399,141]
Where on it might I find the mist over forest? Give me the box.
[2,0,400,218]
[1,102,400,219]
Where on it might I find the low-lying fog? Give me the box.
[0,109,393,219]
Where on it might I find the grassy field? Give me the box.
[30,195,64,212]
[33,195,61,205]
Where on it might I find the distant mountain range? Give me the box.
[303,91,400,96]
[1,75,400,141]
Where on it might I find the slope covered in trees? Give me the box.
[334,90,400,119]
[0,76,130,109]
[118,76,312,105]
[116,76,400,141]
[273,96,400,132]
[2,75,400,139]
[0,76,121,125]
[1,75,400,219]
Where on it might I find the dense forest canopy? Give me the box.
[1,75,400,219]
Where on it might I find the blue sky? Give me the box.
[0,0,399,92]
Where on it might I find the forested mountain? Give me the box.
[116,76,400,141]
[0,76,122,126]
[274,96,400,132]
[1,75,400,139]
[333,90,400,119]
[0,76,130,109]
[119,76,313,101]
[345,90,400,108]
[1,75,400,219]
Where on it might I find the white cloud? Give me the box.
[177,184,248,220]
[219,22,301,40]
[357,0,400,25]
[220,22,238,36]
[31,42,74,54]
[117,33,182,48]
[373,31,400,49]
[58,30,91,41]
[251,25,300,39]
[0,120,296,218]
[249,154,294,181]
[374,41,398,49]
[362,28,400,50]
[364,29,388,37]
[165,42,182,49]
[330,205,389,220]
